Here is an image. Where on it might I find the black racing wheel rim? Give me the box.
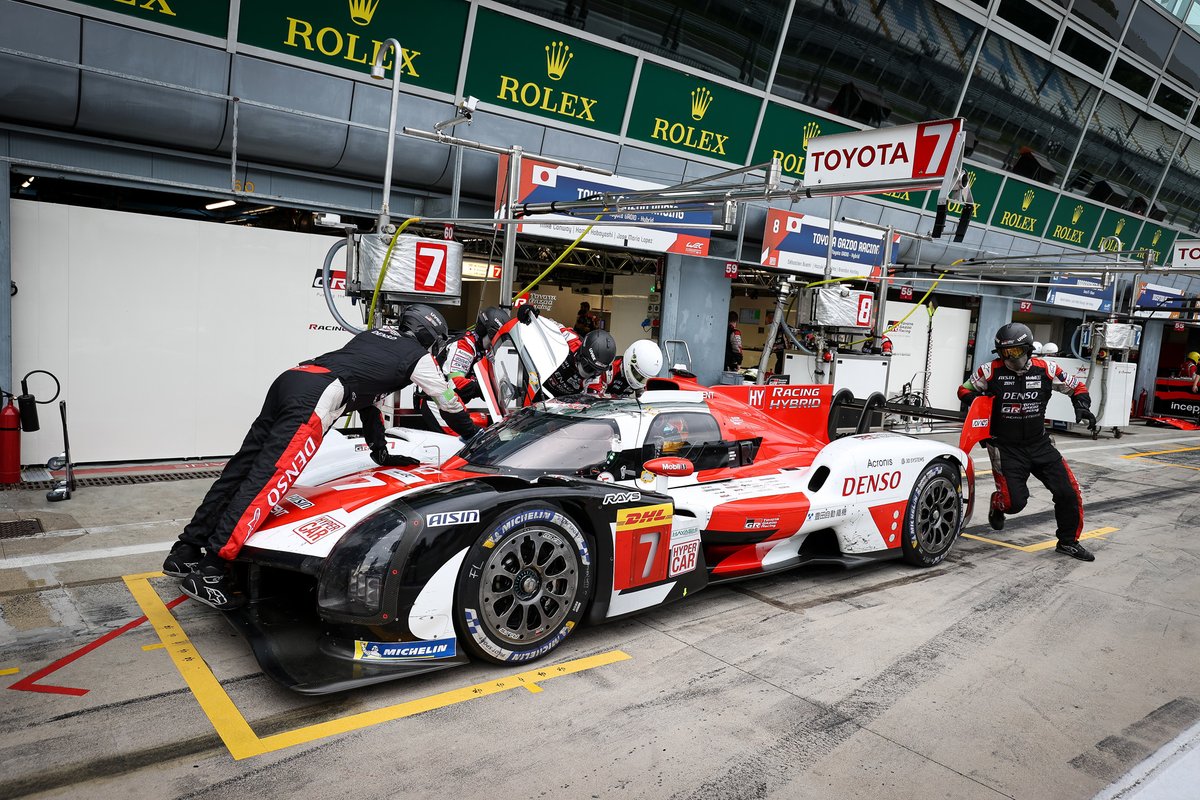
[478,525,580,647]
[914,473,960,553]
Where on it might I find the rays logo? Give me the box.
[603,491,642,505]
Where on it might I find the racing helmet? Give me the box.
[994,322,1034,371]
[398,304,449,351]
[1188,351,1200,365]
[575,330,617,378]
[475,306,508,349]
[621,340,663,391]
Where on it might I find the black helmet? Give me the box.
[994,322,1034,371]
[575,330,617,378]
[398,304,449,351]
[475,306,508,348]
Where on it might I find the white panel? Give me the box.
[11,201,361,464]
[610,274,654,357]
[883,301,971,409]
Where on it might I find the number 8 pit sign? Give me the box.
[357,234,464,300]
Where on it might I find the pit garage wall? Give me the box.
[882,301,972,409]
[659,255,730,384]
[10,201,360,464]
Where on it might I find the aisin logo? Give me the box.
[690,87,713,121]
[348,0,380,26]
[545,41,573,80]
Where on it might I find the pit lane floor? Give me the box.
[1,423,1198,800]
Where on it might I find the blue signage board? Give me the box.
[1045,274,1114,312]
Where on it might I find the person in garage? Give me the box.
[725,310,743,372]
[516,304,616,399]
[1179,351,1200,393]
[958,322,1098,561]
[162,304,478,610]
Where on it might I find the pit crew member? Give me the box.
[162,304,478,609]
[588,340,663,396]
[958,322,1098,561]
[516,304,616,398]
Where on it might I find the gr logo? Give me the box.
[603,492,642,505]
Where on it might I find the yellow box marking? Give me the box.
[1121,445,1200,459]
[962,526,1117,552]
[123,572,629,760]
[0,667,19,677]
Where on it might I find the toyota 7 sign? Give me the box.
[804,118,965,195]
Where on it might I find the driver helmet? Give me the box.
[475,306,508,349]
[658,416,689,455]
[1187,351,1200,365]
[621,340,663,391]
[994,322,1034,372]
[575,330,616,379]
[398,303,449,352]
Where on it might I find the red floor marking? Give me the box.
[8,595,188,696]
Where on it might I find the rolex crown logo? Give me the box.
[690,87,713,121]
[1022,189,1035,211]
[802,121,821,148]
[1153,229,1162,246]
[545,41,573,81]
[348,0,380,26]
[1116,219,1126,235]
[1071,204,1083,224]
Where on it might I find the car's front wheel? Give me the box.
[455,504,593,664]
[901,460,963,567]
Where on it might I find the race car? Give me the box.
[225,372,978,694]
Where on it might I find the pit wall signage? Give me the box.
[988,177,1057,238]
[626,62,759,164]
[1134,223,1176,270]
[61,0,230,37]
[237,0,468,93]
[759,208,889,279]
[1093,210,1142,254]
[1043,197,1103,248]
[751,103,853,182]
[464,7,635,135]
[922,165,1001,225]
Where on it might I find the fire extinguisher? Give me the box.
[1134,388,1148,419]
[1,393,20,485]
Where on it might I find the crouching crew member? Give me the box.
[163,304,477,609]
[588,340,664,396]
[516,304,617,399]
[958,322,1098,561]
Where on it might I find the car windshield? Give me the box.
[458,407,622,474]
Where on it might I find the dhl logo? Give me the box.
[617,503,673,529]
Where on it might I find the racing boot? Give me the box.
[988,491,1005,531]
[180,559,244,610]
[162,542,202,578]
[1055,541,1095,562]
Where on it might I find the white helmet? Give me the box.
[622,340,663,390]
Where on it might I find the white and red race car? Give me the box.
[228,336,981,692]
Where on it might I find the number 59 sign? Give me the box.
[358,234,464,300]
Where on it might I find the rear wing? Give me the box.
[827,391,985,448]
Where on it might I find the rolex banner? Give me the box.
[760,208,889,279]
[494,156,712,256]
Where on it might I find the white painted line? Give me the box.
[0,541,175,570]
[1095,718,1200,799]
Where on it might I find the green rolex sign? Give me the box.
[752,102,852,181]
[627,62,760,164]
[989,177,1055,237]
[1092,210,1141,251]
[924,165,1002,224]
[464,8,635,135]
[238,0,467,93]
[1134,222,1178,268]
[1043,196,1103,248]
[68,0,229,37]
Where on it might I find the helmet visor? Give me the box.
[999,345,1027,360]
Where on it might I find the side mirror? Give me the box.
[643,457,695,492]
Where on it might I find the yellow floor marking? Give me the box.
[0,667,19,676]
[142,643,166,651]
[963,526,1118,553]
[123,572,628,760]
[1122,445,1200,459]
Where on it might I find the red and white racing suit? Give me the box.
[958,356,1090,544]
[180,328,474,561]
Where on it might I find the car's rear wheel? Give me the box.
[455,504,593,664]
[901,460,963,567]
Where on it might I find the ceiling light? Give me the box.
[205,199,236,210]
[20,177,35,189]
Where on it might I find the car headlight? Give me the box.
[318,502,418,620]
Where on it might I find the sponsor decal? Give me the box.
[901,456,927,465]
[614,503,675,590]
[426,510,481,527]
[617,505,671,527]
[842,470,903,496]
[312,268,347,290]
[295,515,346,544]
[971,419,989,428]
[353,636,458,661]
[669,540,699,576]
[745,516,780,530]
[603,491,643,505]
[597,471,615,482]
[866,458,893,468]
[269,505,287,517]
[286,493,314,510]
[806,506,849,522]
[309,323,345,331]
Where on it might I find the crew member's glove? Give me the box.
[516,304,539,324]
[370,447,421,468]
[1072,393,1097,431]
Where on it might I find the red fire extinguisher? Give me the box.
[1134,388,1147,419]
[1,396,21,485]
